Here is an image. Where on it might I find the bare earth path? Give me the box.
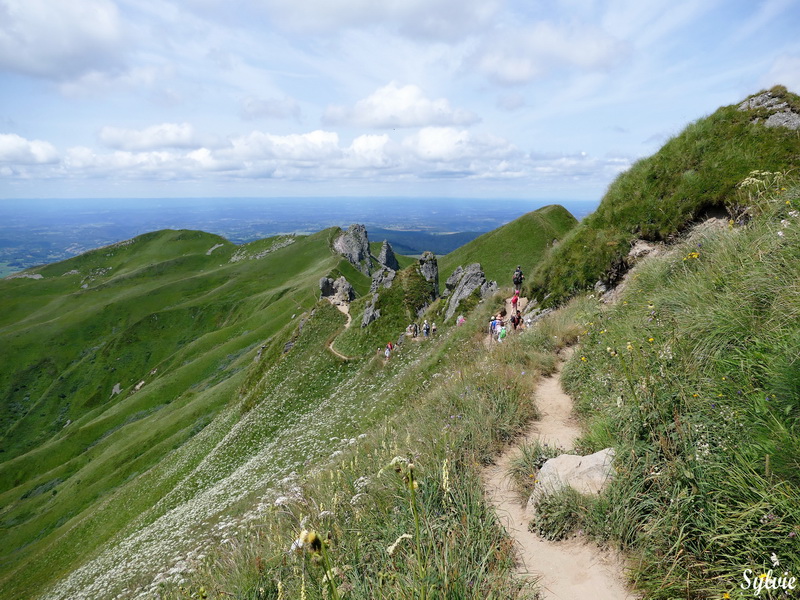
[327,302,353,360]
[483,355,636,600]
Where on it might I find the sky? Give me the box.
[0,0,799,201]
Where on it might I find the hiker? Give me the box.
[423,320,430,338]
[431,322,437,336]
[457,314,466,326]
[513,266,524,292]
[510,311,519,331]
[516,310,522,329]
[498,324,508,343]
[511,289,519,311]
[413,322,419,338]
[385,341,393,359]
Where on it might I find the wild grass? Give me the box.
[530,86,800,307]
[552,178,800,597]
[439,205,577,289]
[155,294,588,600]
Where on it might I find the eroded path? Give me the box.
[483,356,636,600]
[327,301,353,360]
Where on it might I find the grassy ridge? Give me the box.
[530,86,800,306]
[0,228,343,598]
[553,178,800,597]
[439,204,577,289]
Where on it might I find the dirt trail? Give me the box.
[483,355,636,600]
[327,301,353,360]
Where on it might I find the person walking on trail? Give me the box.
[513,266,524,292]
[423,320,430,338]
[511,289,519,312]
[431,322,437,336]
[498,324,508,343]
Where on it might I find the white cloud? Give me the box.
[0,0,124,79]
[262,0,501,40]
[324,82,479,128]
[241,96,302,121]
[59,66,166,98]
[0,133,59,164]
[225,130,342,162]
[403,127,517,162]
[99,123,200,151]
[474,21,627,85]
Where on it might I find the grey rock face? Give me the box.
[738,91,800,130]
[377,240,400,270]
[321,276,354,304]
[765,110,800,130]
[362,293,381,327]
[370,267,396,293]
[320,277,335,297]
[444,263,497,321]
[418,251,439,296]
[333,224,373,275]
[332,276,355,305]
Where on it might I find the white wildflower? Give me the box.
[387,533,413,556]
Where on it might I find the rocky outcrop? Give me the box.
[738,89,800,130]
[377,240,400,271]
[333,224,373,275]
[443,263,497,321]
[370,266,396,293]
[526,448,615,512]
[320,276,354,305]
[418,251,439,297]
[362,294,380,327]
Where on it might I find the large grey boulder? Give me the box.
[418,251,439,297]
[362,293,380,327]
[377,240,400,271]
[333,224,373,275]
[527,448,616,513]
[370,266,396,293]
[331,276,355,305]
[444,263,497,321]
[320,277,335,297]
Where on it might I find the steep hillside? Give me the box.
[439,204,577,289]
[0,228,346,598]
[557,178,800,597]
[530,85,800,306]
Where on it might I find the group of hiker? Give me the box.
[384,266,527,358]
[405,319,436,339]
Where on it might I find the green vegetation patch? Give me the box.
[439,204,577,290]
[531,86,800,306]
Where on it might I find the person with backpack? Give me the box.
[513,266,524,292]
[431,322,437,336]
[423,320,430,338]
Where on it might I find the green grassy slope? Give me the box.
[530,85,800,306]
[0,228,345,598]
[438,204,578,289]
[557,179,800,597]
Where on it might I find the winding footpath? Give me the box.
[482,352,637,600]
[327,302,353,360]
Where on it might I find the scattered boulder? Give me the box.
[418,251,439,297]
[362,294,380,327]
[377,240,400,271]
[527,448,616,512]
[333,224,373,275]
[443,263,497,321]
[370,267,396,293]
[320,277,335,297]
[321,276,355,305]
[332,277,355,305]
[738,89,800,130]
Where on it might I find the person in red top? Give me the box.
[511,290,519,311]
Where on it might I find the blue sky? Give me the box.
[1,0,798,200]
